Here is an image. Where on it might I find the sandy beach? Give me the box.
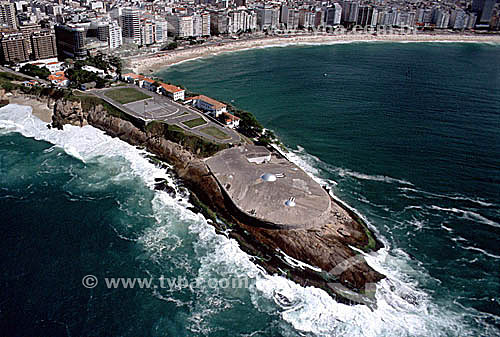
[8,94,53,123]
[129,33,500,74]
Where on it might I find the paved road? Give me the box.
[90,85,240,144]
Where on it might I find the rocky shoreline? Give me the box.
[51,98,385,305]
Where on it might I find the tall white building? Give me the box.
[325,4,342,26]
[201,13,211,36]
[256,5,279,29]
[168,15,194,38]
[108,21,122,49]
[193,14,203,37]
[141,20,155,45]
[122,7,141,44]
[155,19,168,44]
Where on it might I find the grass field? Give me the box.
[182,117,207,128]
[104,88,151,104]
[199,126,230,140]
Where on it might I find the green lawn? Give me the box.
[182,117,207,128]
[104,88,151,104]
[199,126,230,140]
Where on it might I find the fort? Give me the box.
[207,145,332,229]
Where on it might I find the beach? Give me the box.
[7,93,53,123]
[128,33,500,74]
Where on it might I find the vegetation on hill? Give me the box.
[73,53,122,74]
[19,64,50,80]
[0,72,28,91]
[65,68,106,88]
[145,120,228,157]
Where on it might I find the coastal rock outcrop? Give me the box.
[52,99,385,305]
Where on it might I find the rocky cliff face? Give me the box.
[52,99,384,305]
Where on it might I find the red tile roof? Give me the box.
[192,95,226,110]
[159,82,183,93]
[223,111,240,123]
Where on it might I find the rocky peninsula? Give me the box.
[48,97,385,305]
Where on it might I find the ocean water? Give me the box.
[0,42,499,336]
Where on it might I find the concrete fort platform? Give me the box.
[206,145,332,229]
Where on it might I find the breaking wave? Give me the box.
[1,104,497,336]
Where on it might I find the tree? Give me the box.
[164,42,178,50]
[108,56,122,75]
[19,64,50,79]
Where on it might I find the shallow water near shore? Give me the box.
[0,42,499,336]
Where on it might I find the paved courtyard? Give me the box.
[91,85,240,144]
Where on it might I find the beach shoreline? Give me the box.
[7,94,53,123]
[129,33,500,74]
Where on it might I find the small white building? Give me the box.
[244,145,271,164]
[82,65,106,78]
[192,95,227,117]
[222,111,240,129]
[159,82,185,101]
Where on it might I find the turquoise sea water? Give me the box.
[1,42,499,336]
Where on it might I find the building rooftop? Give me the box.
[159,82,184,93]
[192,94,227,110]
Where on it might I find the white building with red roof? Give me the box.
[191,95,227,117]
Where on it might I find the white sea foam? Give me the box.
[460,245,500,260]
[283,144,413,186]
[429,205,499,228]
[1,104,494,336]
[399,187,495,208]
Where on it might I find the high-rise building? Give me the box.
[95,22,109,42]
[472,0,496,25]
[141,20,155,46]
[0,33,29,63]
[325,4,342,26]
[122,7,141,44]
[299,9,315,28]
[256,5,279,29]
[19,23,42,53]
[108,21,122,49]
[168,15,194,38]
[155,20,168,44]
[31,29,57,60]
[435,10,450,28]
[193,14,203,37]
[201,13,211,36]
[357,6,375,27]
[341,1,359,24]
[0,27,57,63]
[449,9,467,29]
[54,24,87,59]
[0,1,17,29]
[210,12,229,35]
